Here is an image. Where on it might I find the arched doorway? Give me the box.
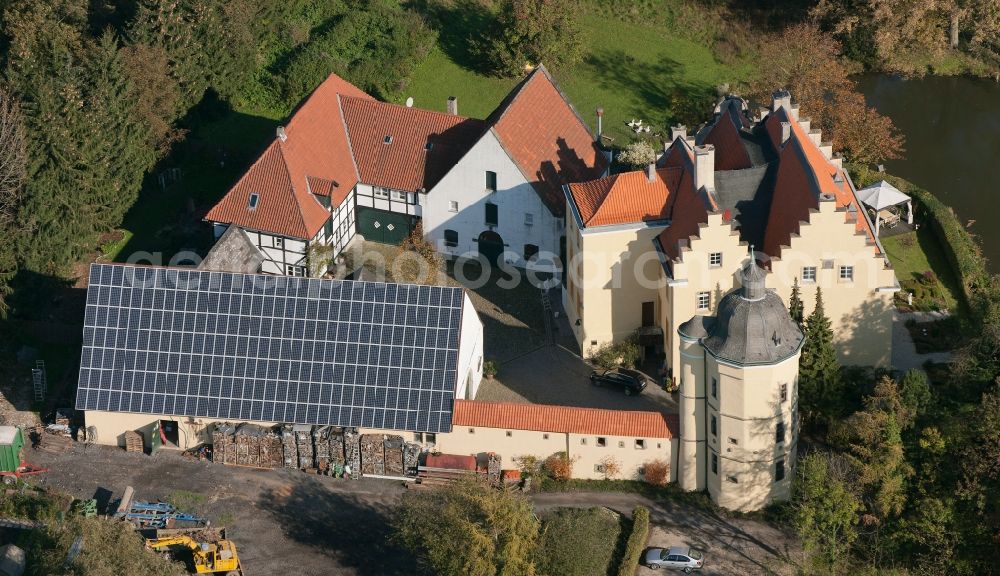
[477,230,505,266]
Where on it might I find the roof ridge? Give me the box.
[339,93,479,122]
[337,94,363,184]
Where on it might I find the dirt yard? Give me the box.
[29,436,800,576]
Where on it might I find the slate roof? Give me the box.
[452,400,677,438]
[566,167,682,227]
[198,225,263,274]
[488,65,608,217]
[340,96,485,193]
[701,258,804,366]
[205,73,371,240]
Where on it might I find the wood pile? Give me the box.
[344,428,361,477]
[403,442,421,475]
[312,426,331,473]
[212,423,281,468]
[487,453,502,487]
[124,430,144,453]
[280,426,297,468]
[412,466,485,488]
[383,436,405,476]
[359,434,384,475]
[329,429,346,467]
[294,425,314,469]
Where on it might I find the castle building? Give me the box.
[676,255,803,510]
[564,91,899,368]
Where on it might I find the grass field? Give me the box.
[406,7,749,145]
[882,229,963,312]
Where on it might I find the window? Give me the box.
[448,201,459,212]
[485,202,498,226]
[413,432,423,442]
[780,383,788,403]
[710,415,717,437]
[840,265,854,281]
[373,187,390,199]
[709,252,722,267]
[543,433,549,440]
[697,291,710,310]
[391,190,407,202]
[635,439,646,449]
[597,437,607,447]
[524,212,534,226]
[506,431,513,437]
[444,229,458,248]
[524,244,539,261]
[286,265,304,277]
[728,437,738,445]
[776,422,785,444]
[426,433,436,445]
[711,377,718,399]
[726,475,739,484]
[618,441,625,448]
[468,428,475,434]
[486,170,497,192]
[775,460,786,482]
[248,193,259,210]
[383,135,392,144]
[802,266,817,283]
[595,464,606,473]
[580,438,587,445]
[711,453,718,474]
[274,237,284,249]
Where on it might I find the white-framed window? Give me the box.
[286,265,304,277]
[802,266,817,282]
[448,201,459,212]
[274,237,284,249]
[780,383,788,403]
[524,212,534,226]
[373,187,390,199]
[391,190,407,202]
[697,292,710,310]
[635,439,646,450]
[709,252,722,267]
[840,265,854,281]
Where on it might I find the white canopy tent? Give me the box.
[857,180,912,235]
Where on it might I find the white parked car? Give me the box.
[643,546,704,572]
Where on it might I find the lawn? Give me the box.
[405,6,749,145]
[881,228,963,313]
[536,507,627,576]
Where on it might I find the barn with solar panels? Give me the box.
[77,263,484,451]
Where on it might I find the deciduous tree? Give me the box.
[476,0,583,77]
[793,452,860,571]
[617,140,657,170]
[394,479,540,576]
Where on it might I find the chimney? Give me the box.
[276,126,287,142]
[596,107,604,141]
[694,145,715,192]
[447,96,458,116]
[670,124,687,142]
[780,121,791,145]
[772,89,791,113]
[647,162,656,183]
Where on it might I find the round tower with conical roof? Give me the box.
[676,252,804,511]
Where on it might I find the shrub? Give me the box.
[514,454,541,478]
[483,360,498,378]
[643,459,670,486]
[598,455,622,480]
[591,336,642,370]
[543,452,576,481]
[617,506,651,576]
[536,507,622,576]
[618,140,657,169]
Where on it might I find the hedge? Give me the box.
[617,506,651,576]
[849,166,995,322]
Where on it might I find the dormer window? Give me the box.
[384,135,392,144]
[248,193,259,210]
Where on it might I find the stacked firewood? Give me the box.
[280,426,297,468]
[313,426,331,473]
[212,423,237,465]
[295,426,314,469]
[383,436,405,476]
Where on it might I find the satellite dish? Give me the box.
[405,97,414,108]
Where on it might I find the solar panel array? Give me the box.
[76,263,465,432]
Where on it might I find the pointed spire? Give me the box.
[741,245,766,301]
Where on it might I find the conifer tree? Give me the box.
[799,287,842,423]
[0,87,26,318]
[789,277,804,325]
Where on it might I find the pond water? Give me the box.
[857,74,1000,273]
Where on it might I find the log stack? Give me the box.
[403,442,421,475]
[211,423,237,465]
[359,434,384,475]
[344,428,361,477]
[329,429,346,467]
[383,436,405,476]
[313,426,331,473]
[280,426,297,468]
[487,452,502,487]
[294,425,314,469]
[233,424,282,468]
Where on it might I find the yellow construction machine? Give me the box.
[145,533,242,575]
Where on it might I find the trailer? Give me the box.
[0,426,47,484]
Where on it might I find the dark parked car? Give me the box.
[589,368,648,396]
[643,546,704,571]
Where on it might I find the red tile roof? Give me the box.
[425,453,478,471]
[490,66,608,217]
[702,107,752,171]
[655,168,706,260]
[567,167,682,227]
[452,400,677,438]
[206,74,371,239]
[761,108,877,256]
[340,96,485,193]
